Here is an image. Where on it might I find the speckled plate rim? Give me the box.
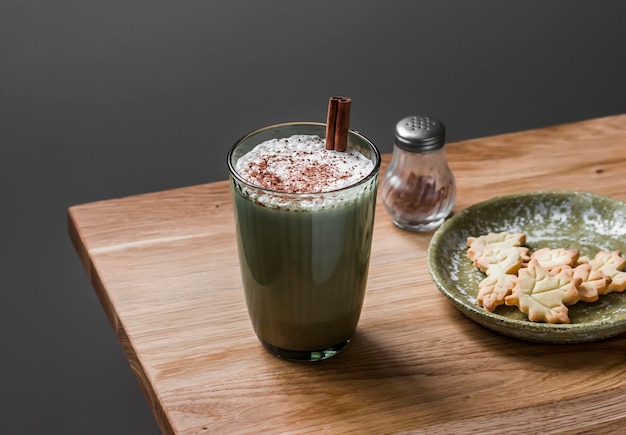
[427,190,626,343]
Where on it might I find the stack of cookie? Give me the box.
[467,232,626,323]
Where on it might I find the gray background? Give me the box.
[2,1,625,433]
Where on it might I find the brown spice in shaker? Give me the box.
[388,173,449,217]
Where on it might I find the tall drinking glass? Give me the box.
[227,122,381,361]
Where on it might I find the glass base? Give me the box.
[261,339,350,362]
[392,217,445,232]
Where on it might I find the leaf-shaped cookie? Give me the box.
[530,247,579,269]
[587,251,626,294]
[477,274,517,312]
[467,231,526,262]
[551,264,611,303]
[572,263,611,302]
[504,260,581,323]
[474,246,530,275]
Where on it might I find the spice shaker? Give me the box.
[382,115,456,232]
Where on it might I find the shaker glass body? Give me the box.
[382,144,456,231]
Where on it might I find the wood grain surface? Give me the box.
[68,114,626,434]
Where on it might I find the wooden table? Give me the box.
[68,115,626,434]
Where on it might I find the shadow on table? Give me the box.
[287,331,458,426]
[439,295,626,371]
[281,306,626,429]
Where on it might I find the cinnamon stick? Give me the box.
[334,97,351,152]
[325,97,339,150]
[325,96,351,152]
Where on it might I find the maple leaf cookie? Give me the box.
[572,263,611,303]
[587,251,626,294]
[504,260,581,324]
[474,246,530,275]
[467,231,526,261]
[530,247,580,269]
[477,274,518,312]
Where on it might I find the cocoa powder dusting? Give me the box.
[252,153,341,193]
[236,135,373,194]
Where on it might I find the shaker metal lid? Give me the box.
[395,115,446,152]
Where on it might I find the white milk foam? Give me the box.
[234,135,376,211]
[235,135,374,193]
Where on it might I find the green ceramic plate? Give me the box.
[428,191,626,343]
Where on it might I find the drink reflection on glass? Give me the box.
[227,122,381,361]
